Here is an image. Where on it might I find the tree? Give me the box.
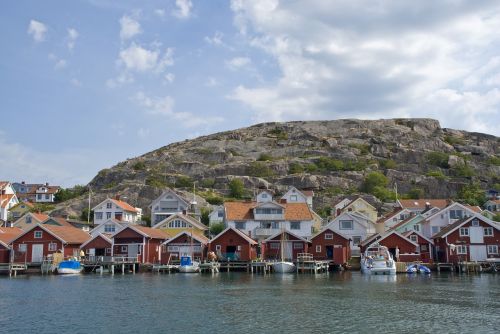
[229,179,245,199]
[361,172,388,194]
[210,222,225,235]
[200,207,210,226]
[80,208,94,222]
[457,182,486,206]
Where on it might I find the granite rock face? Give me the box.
[53,119,500,218]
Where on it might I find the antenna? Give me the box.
[87,186,92,226]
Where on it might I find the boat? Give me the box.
[55,259,83,274]
[406,263,431,274]
[272,231,296,273]
[178,255,200,273]
[361,243,396,275]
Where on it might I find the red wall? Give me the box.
[406,232,433,263]
[311,230,350,264]
[209,229,257,261]
[0,245,10,263]
[264,233,310,260]
[160,234,205,264]
[83,236,111,250]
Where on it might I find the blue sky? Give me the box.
[1,1,500,187]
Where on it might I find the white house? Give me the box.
[93,197,142,225]
[326,211,377,255]
[397,199,449,214]
[422,202,481,239]
[281,187,313,207]
[208,205,225,225]
[0,181,19,222]
[224,191,315,241]
[12,182,60,203]
[484,199,500,213]
[149,189,191,224]
[89,219,128,237]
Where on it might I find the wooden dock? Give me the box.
[250,261,272,273]
[0,263,27,276]
[295,253,329,274]
[199,262,220,274]
[82,256,139,275]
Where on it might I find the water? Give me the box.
[0,272,499,333]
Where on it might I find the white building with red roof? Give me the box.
[0,181,19,223]
[92,196,142,225]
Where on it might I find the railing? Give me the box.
[82,256,139,264]
[254,228,278,237]
[216,252,241,261]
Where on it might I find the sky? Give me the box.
[1,0,500,187]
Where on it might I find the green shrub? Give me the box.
[268,127,288,140]
[426,170,447,180]
[54,185,87,202]
[288,162,304,174]
[488,156,500,166]
[403,187,424,199]
[248,161,275,177]
[305,164,318,173]
[315,157,344,171]
[371,186,397,202]
[210,222,225,235]
[176,175,194,188]
[257,153,273,161]
[379,159,397,169]
[444,135,465,146]
[452,163,475,178]
[200,178,216,188]
[457,182,486,206]
[132,161,146,171]
[229,179,245,199]
[349,143,370,155]
[344,160,368,171]
[426,152,450,168]
[361,171,389,194]
[205,194,224,205]
[146,176,168,188]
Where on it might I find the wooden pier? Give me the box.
[219,260,251,272]
[82,256,139,275]
[295,253,329,274]
[0,263,27,277]
[199,262,220,274]
[250,261,272,273]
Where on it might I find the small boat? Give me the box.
[272,230,296,274]
[55,259,83,274]
[406,263,431,274]
[178,255,199,273]
[361,243,396,275]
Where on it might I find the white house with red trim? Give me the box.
[422,202,481,239]
[0,181,19,222]
[93,197,142,225]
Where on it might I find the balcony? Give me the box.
[254,228,280,237]
[253,214,284,221]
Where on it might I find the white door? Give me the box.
[470,227,484,243]
[88,248,95,256]
[31,244,44,263]
[469,245,487,261]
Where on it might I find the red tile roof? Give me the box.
[464,205,482,213]
[0,227,23,245]
[0,194,15,208]
[32,213,50,222]
[133,225,171,239]
[111,199,140,213]
[224,201,313,221]
[398,199,449,209]
[42,225,91,244]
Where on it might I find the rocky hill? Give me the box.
[53,118,500,219]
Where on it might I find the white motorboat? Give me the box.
[55,259,83,274]
[178,255,200,273]
[361,243,396,275]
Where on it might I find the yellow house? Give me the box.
[152,213,208,237]
[13,212,49,230]
[340,197,378,223]
[8,202,34,221]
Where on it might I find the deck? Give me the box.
[82,256,139,274]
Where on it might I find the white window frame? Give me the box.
[235,222,246,229]
[315,245,321,252]
[484,227,493,237]
[34,231,43,239]
[457,245,467,255]
[487,245,498,254]
[290,195,298,201]
[339,220,353,230]
[104,224,115,233]
[431,226,440,235]
[325,233,333,240]
[413,224,420,232]
[106,248,111,254]
[471,219,479,227]
[95,212,103,220]
[290,222,300,230]
[352,236,362,245]
[410,235,418,243]
[459,228,469,237]
[293,242,303,249]
[215,245,221,251]
[106,202,112,209]
[270,242,279,249]
[48,243,57,251]
[120,246,128,252]
[18,244,27,252]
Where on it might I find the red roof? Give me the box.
[132,225,171,239]
[111,199,139,213]
[41,225,91,244]
[0,227,23,245]
[398,199,449,209]
[32,213,50,222]
[0,194,15,208]
[224,201,312,221]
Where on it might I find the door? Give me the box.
[326,246,334,259]
[31,244,44,263]
[226,246,237,260]
[469,245,487,261]
[469,227,484,243]
[128,245,140,258]
[88,248,96,256]
[95,248,105,256]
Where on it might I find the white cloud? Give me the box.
[226,56,251,70]
[173,0,193,19]
[118,43,173,73]
[120,15,142,40]
[67,28,79,50]
[205,31,224,45]
[48,53,67,70]
[228,1,500,135]
[205,77,219,87]
[27,20,47,42]
[133,91,224,127]
[137,127,150,138]
[106,72,134,88]
[164,72,175,83]
[154,9,165,18]
[70,78,82,87]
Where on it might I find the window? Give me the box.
[484,227,493,236]
[45,194,50,200]
[457,245,467,254]
[352,236,361,245]
[316,245,321,252]
[325,233,333,240]
[18,244,27,252]
[413,224,420,232]
[95,212,103,220]
[392,217,398,222]
[106,248,111,254]
[471,219,479,227]
[235,222,246,229]
[459,228,469,237]
[487,245,498,254]
[339,220,353,230]
[261,193,267,198]
[34,231,43,238]
[449,210,464,219]
[293,242,303,249]
[410,235,418,243]
[431,226,440,235]
[215,245,221,251]
[217,211,224,218]
[271,222,280,229]
[104,224,115,233]
[270,242,279,249]
[48,243,57,251]
[26,216,32,224]
[106,202,112,209]
[120,246,128,252]
[106,212,112,219]
[420,244,428,252]
[167,246,180,252]
[168,220,185,228]
[37,194,42,200]
[255,208,283,215]
[290,195,298,201]
[290,222,300,230]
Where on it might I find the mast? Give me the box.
[87,186,91,226]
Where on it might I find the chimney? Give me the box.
[280,199,287,204]
[22,181,25,185]
[45,182,49,186]
[115,195,120,201]
[182,209,187,215]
